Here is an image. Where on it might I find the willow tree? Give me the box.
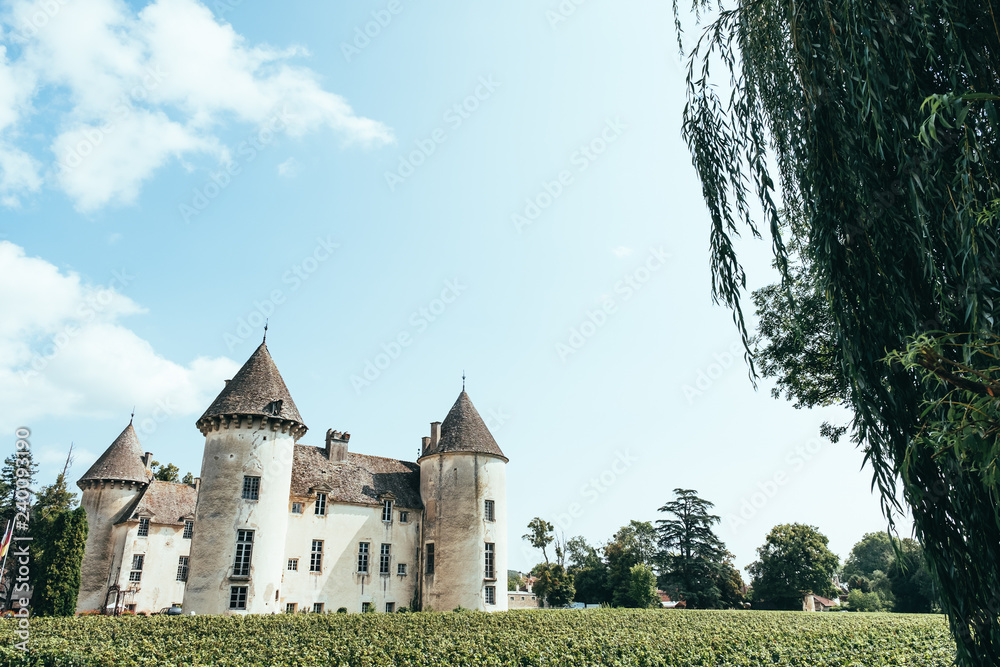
[674,2,1000,663]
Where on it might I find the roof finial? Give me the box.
[462,370,466,392]
[130,407,135,425]
[263,319,268,344]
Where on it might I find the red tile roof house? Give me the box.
[802,594,838,612]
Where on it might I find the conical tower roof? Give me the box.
[196,342,306,435]
[425,391,506,460]
[79,423,150,485]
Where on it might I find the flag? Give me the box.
[0,521,13,560]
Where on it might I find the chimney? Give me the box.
[325,429,349,462]
[142,452,153,467]
[421,436,431,457]
[430,422,441,449]
[194,477,201,493]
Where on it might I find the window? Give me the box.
[291,502,303,514]
[425,543,434,574]
[397,563,407,576]
[379,544,391,575]
[312,603,324,613]
[176,556,189,582]
[242,476,260,500]
[485,543,495,580]
[137,517,149,537]
[125,604,136,612]
[314,493,327,516]
[381,499,393,522]
[485,585,496,605]
[129,554,144,582]
[357,542,370,573]
[233,530,254,577]
[285,603,297,613]
[183,520,194,539]
[484,499,495,522]
[310,540,323,573]
[399,511,409,524]
[229,586,248,610]
[385,602,395,613]
[361,602,372,613]
[287,558,298,571]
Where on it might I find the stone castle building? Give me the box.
[76,342,508,614]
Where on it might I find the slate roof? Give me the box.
[116,480,198,526]
[79,423,151,485]
[424,392,506,460]
[197,342,306,433]
[291,445,422,509]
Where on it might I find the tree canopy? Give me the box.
[656,488,738,609]
[747,523,839,610]
[522,517,555,565]
[674,1,1000,661]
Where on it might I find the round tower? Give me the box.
[184,341,307,615]
[76,422,151,613]
[419,391,508,611]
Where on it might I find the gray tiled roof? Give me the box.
[291,445,422,509]
[116,480,197,526]
[425,392,506,460]
[78,423,151,485]
[197,342,305,432]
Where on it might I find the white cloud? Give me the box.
[53,109,223,211]
[0,241,240,433]
[277,157,298,178]
[0,0,393,211]
[612,246,633,258]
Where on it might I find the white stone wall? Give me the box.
[114,521,190,613]
[76,481,145,613]
[184,418,296,615]
[280,500,421,613]
[420,452,507,611]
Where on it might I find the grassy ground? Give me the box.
[0,608,955,666]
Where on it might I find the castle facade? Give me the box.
[75,342,508,615]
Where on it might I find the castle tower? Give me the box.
[184,342,307,615]
[419,392,508,611]
[76,422,152,612]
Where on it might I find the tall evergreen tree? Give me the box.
[33,507,88,616]
[0,450,37,525]
[656,488,730,609]
[674,2,1000,661]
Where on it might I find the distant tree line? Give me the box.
[519,489,941,614]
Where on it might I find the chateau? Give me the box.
[75,341,508,615]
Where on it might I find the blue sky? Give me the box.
[0,0,906,575]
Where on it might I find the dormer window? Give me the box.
[264,400,283,416]
[381,499,393,523]
[137,518,150,537]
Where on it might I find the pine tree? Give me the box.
[656,489,731,609]
[33,507,88,616]
[0,450,37,526]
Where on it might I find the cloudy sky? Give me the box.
[0,0,906,575]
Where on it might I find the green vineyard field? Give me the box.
[0,609,955,666]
